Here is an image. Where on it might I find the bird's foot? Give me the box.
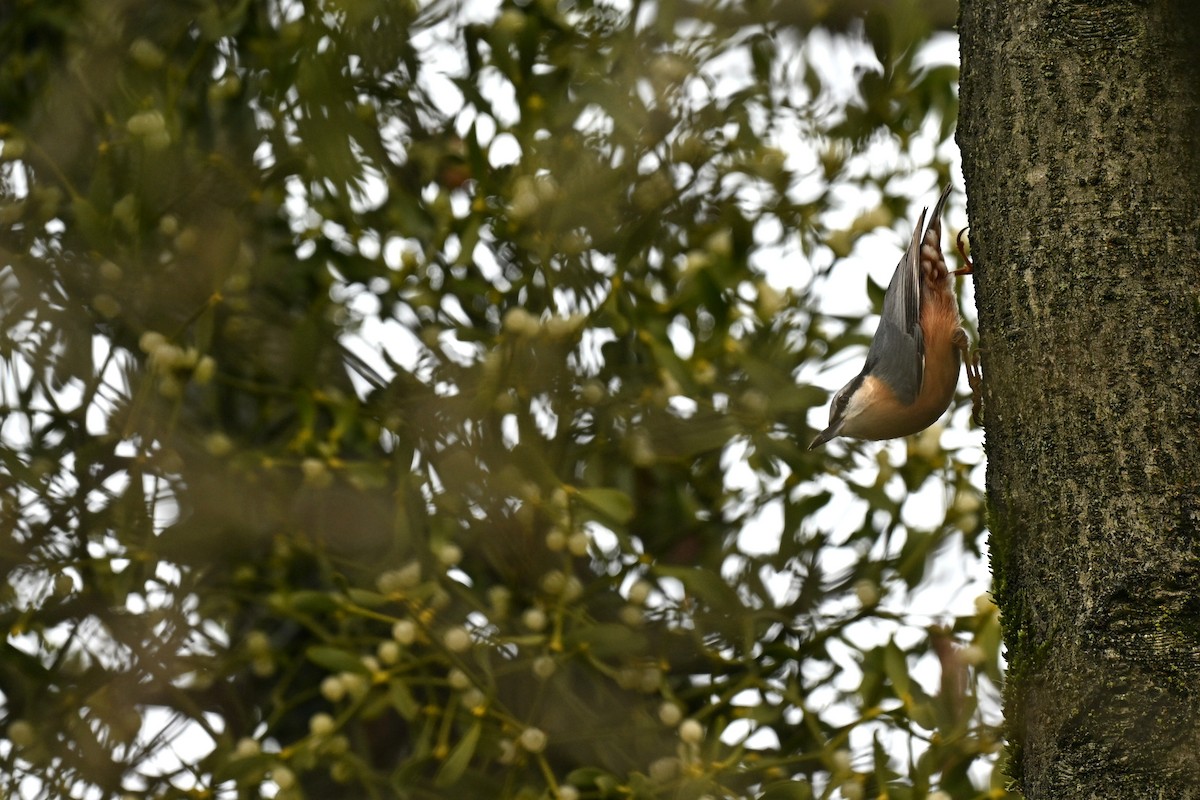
[965,347,983,426]
[952,228,973,276]
[953,327,983,426]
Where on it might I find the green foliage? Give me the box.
[0,1,1011,799]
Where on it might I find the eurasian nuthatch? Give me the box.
[810,185,980,449]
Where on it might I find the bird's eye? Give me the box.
[829,376,863,420]
[830,389,849,418]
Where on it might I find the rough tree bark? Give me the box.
[957,1,1200,797]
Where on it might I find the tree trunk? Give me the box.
[957,1,1200,797]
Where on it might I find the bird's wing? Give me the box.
[864,207,926,406]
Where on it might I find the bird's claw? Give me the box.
[953,327,983,426]
[965,348,983,426]
[952,227,973,276]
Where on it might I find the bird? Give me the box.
[809,185,981,449]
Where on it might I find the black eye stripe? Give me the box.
[831,374,865,417]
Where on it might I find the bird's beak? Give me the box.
[809,421,842,450]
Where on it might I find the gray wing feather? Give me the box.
[864,207,926,405]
